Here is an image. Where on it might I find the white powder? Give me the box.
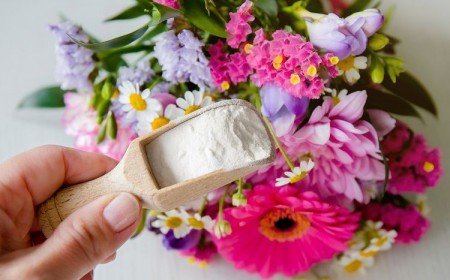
[145,103,272,188]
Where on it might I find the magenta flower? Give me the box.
[260,84,309,136]
[306,9,384,59]
[154,0,179,9]
[282,90,385,202]
[247,30,338,99]
[226,0,255,48]
[361,202,430,244]
[214,185,360,278]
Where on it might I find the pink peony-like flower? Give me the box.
[281,91,385,202]
[154,0,179,9]
[214,185,360,278]
[247,30,338,99]
[382,121,443,194]
[63,93,137,160]
[208,40,252,89]
[226,0,254,48]
[360,202,430,244]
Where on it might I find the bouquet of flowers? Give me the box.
[23,0,444,278]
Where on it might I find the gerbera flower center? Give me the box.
[151,116,170,130]
[344,259,363,273]
[259,208,310,242]
[337,56,355,71]
[188,217,204,230]
[165,216,183,229]
[423,161,435,173]
[185,104,201,115]
[129,93,147,111]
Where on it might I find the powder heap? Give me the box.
[146,104,272,187]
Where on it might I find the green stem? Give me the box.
[217,186,229,221]
[236,177,244,194]
[198,195,208,216]
[262,116,296,170]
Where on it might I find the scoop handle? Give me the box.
[38,173,127,238]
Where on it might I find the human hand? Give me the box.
[0,145,141,280]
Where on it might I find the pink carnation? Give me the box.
[381,121,412,156]
[63,93,136,160]
[361,202,430,244]
[214,185,359,278]
[154,0,179,9]
[282,91,385,202]
[226,0,254,48]
[247,30,338,99]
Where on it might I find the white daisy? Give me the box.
[370,229,397,251]
[136,104,184,136]
[339,252,374,274]
[117,81,162,122]
[325,88,349,105]
[151,209,191,238]
[176,90,213,115]
[337,56,368,85]
[185,212,214,231]
[275,159,315,187]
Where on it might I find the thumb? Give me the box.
[34,193,141,279]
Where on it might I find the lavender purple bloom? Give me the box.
[117,60,154,86]
[260,84,309,136]
[154,30,213,90]
[162,230,202,250]
[49,21,95,92]
[306,9,384,59]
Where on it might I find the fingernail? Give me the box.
[103,193,140,232]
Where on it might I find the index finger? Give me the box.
[0,145,117,205]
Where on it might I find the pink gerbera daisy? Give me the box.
[214,185,360,278]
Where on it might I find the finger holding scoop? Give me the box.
[38,99,275,237]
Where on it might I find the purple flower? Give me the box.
[49,21,95,92]
[260,84,309,136]
[117,60,154,86]
[306,9,384,59]
[162,230,202,250]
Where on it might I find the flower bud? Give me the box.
[370,56,385,84]
[106,112,118,140]
[101,80,115,100]
[232,192,247,207]
[214,220,232,239]
[369,33,389,51]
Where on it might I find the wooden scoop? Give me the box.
[38,99,275,237]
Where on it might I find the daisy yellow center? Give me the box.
[129,93,147,111]
[306,65,317,77]
[273,55,284,70]
[165,216,183,229]
[374,236,388,247]
[360,250,378,258]
[332,96,341,105]
[112,88,119,99]
[289,172,307,184]
[423,161,435,173]
[151,116,170,130]
[329,56,340,65]
[344,260,363,273]
[290,74,301,85]
[259,208,310,242]
[221,81,230,91]
[198,261,208,268]
[337,56,355,72]
[185,105,201,115]
[244,43,253,54]
[188,217,205,230]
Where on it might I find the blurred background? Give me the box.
[0,0,449,279]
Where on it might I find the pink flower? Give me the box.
[361,202,430,244]
[382,122,443,194]
[154,0,179,9]
[63,93,136,161]
[180,234,218,264]
[367,109,396,138]
[208,40,251,89]
[247,30,338,99]
[282,91,385,202]
[226,0,254,48]
[214,185,359,278]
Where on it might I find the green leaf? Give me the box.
[342,0,372,17]
[97,120,107,144]
[18,86,66,108]
[69,24,150,51]
[105,5,146,21]
[138,1,182,26]
[384,56,404,83]
[382,72,437,116]
[366,89,421,118]
[182,0,227,38]
[254,0,278,17]
[306,0,325,13]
